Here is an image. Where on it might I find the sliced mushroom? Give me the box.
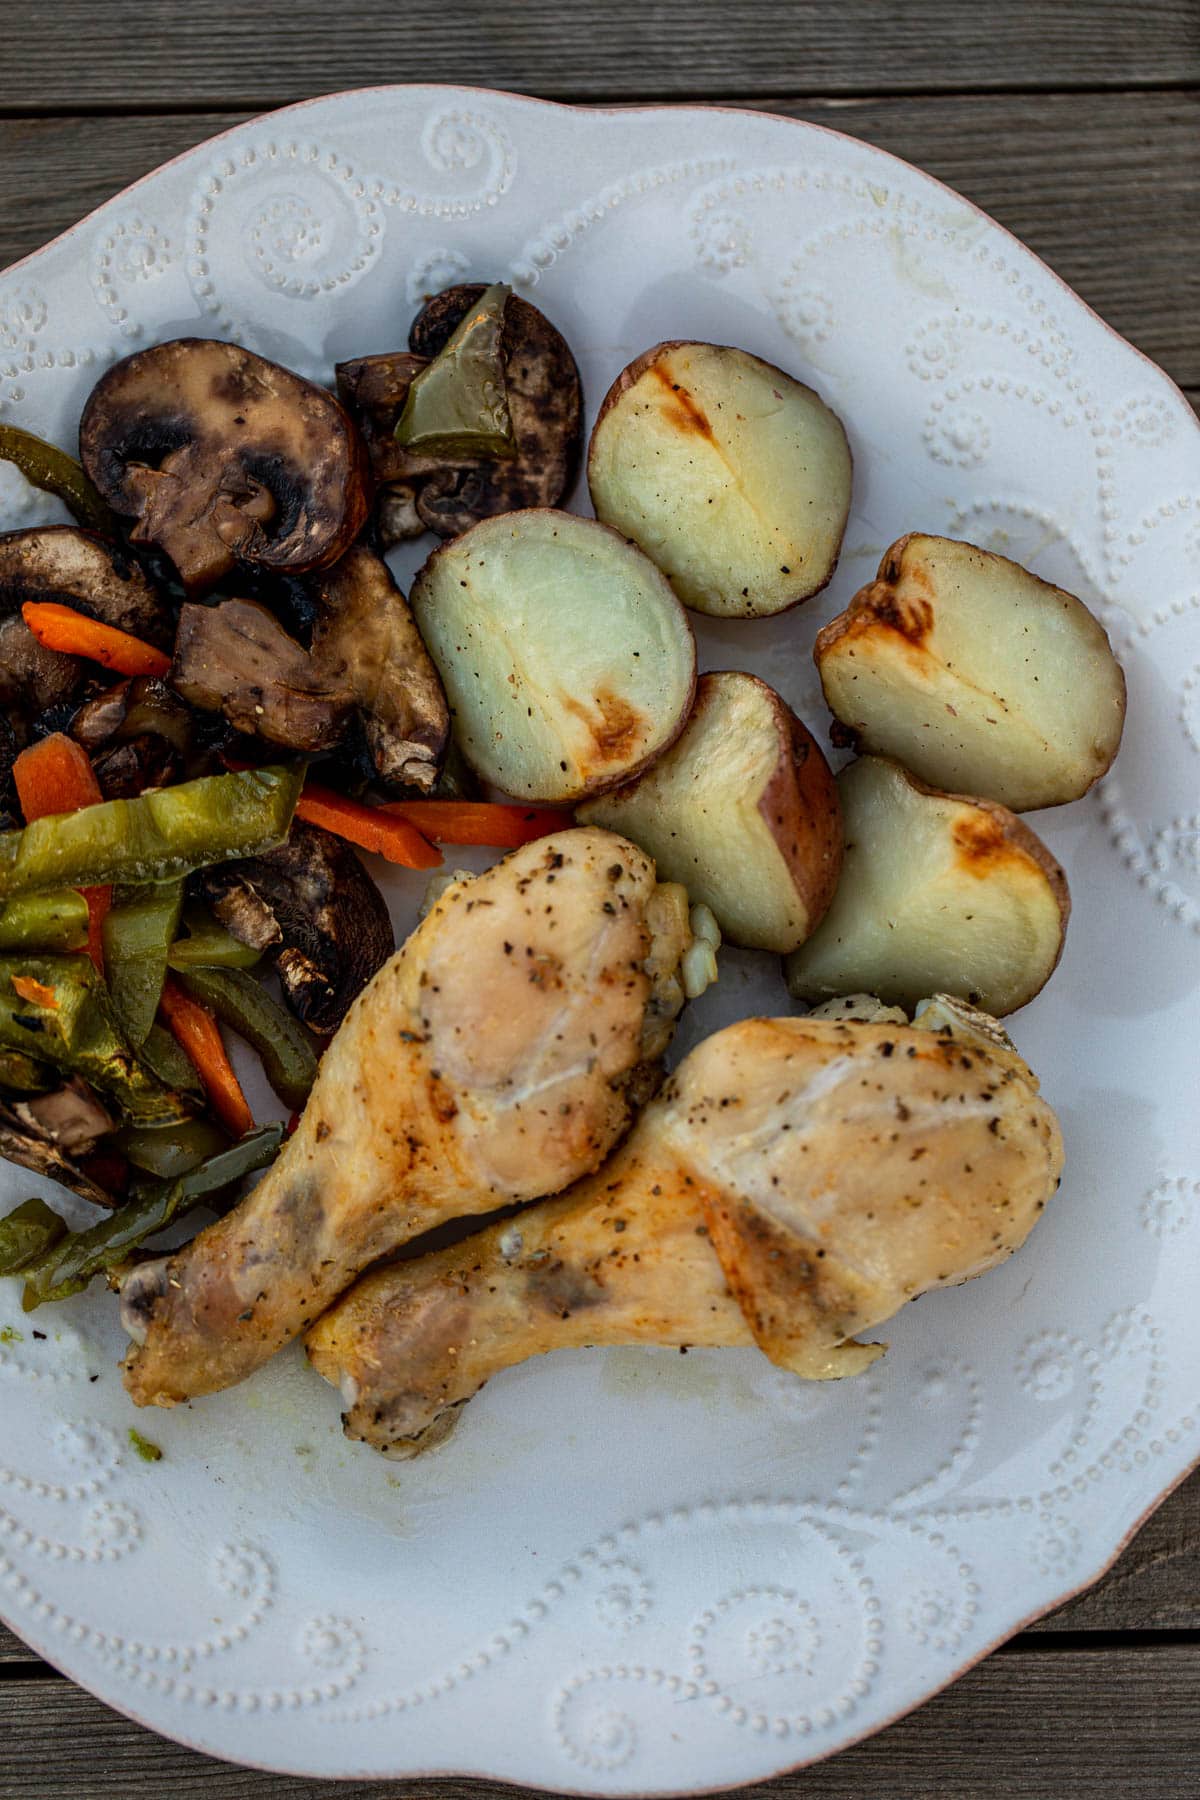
[308,545,449,790]
[14,1077,115,1156]
[0,1097,113,1207]
[71,675,194,798]
[79,339,371,595]
[197,819,394,1034]
[0,526,171,716]
[172,599,354,753]
[335,285,582,544]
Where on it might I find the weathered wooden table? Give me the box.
[0,5,1196,1794]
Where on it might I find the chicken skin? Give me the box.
[307,1004,1063,1456]
[121,829,700,1407]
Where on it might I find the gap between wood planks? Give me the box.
[0,76,1198,120]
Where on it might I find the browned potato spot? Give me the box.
[784,755,1069,1015]
[410,509,696,805]
[815,533,1126,810]
[587,341,852,618]
[580,671,842,952]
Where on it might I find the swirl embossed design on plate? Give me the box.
[0,86,1196,1791]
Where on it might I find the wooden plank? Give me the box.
[1,1,1197,109]
[1,1644,1197,1797]
[0,92,1197,389]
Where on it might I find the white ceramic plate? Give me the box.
[0,87,1197,1791]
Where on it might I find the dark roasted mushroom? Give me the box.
[0,526,171,717]
[71,675,194,797]
[0,1097,114,1207]
[336,284,582,544]
[79,339,371,595]
[197,819,394,1034]
[308,545,449,790]
[14,1077,115,1156]
[172,599,354,753]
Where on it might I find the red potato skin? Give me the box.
[751,677,844,937]
[587,340,854,618]
[411,507,697,806]
[814,533,1128,801]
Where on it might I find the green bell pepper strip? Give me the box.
[0,1197,68,1276]
[167,906,262,971]
[395,283,517,459]
[102,881,184,1047]
[114,1116,228,1179]
[138,1023,202,1100]
[0,765,304,901]
[0,891,90,953]
[20,1123,284,1306]
[0,424,118,538]
[0,955,193,1124]
[0,1048,57,1093]
[175,965,317,1111]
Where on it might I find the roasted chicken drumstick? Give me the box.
[307,1003,1063,1456]
[121,829,704,1406]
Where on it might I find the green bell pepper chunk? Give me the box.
[0,955,192,1124]
[176,965,317,1111]
[0,765,304,901]
[395,283,517,459]
[167,905,262,971]
[138,1023,202,1100]
[0,423,118,537]
[0,1048,57,1094]
[20,1123,284,1306]
[0,1197,67,1276]
[0,891,90,954]
[103,881,184,1047]
[115,1116,228,1179]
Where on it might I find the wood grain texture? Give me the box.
[1,1644,1197,1797]
[1,92,1197,387]
[2,1,1198,108]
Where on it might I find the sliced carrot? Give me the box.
[13,733,110,972]
[295,783,443,870]
[11,975,58,1009]
[21,602,171,679]
[378,800,574,848]
[13,730,103,819]
[158,977,254,1139]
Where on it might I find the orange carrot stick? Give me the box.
[378,800,573,848]
[12,732,110,972]
[158,978,254,1138]
[294,783,443,870]
[22,602,171,679]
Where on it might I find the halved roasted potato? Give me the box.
[784,755,1069,1016]
[814,533,1126,810]
[409,509,696,804]
[587,340,852,618]
[579,671,841,951]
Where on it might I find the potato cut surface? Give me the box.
[410,509,696,804]
[580,670,841,951]
[784,756,1069,1015]
[588,341,852,618]
[815,533,1126,810]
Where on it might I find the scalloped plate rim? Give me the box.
[0,83,1196,1791]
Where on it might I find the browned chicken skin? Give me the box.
[307,1009,1064,1457]
[121,829,698,1407]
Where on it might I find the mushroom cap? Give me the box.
[336,285,582,543]
[0,525,172,715]
[79,339,371,594]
